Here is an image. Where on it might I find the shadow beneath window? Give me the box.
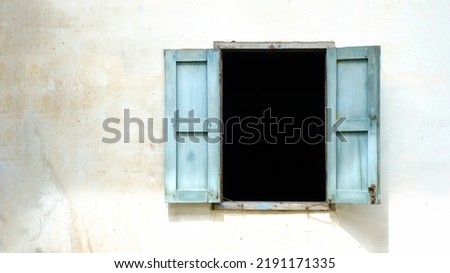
[168,204,224,222]
[168,202,388,252]
[330,200,389,252]
[168,198,388,252]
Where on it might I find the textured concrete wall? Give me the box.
[1,0,449,253]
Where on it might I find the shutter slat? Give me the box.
[337,118,369,132]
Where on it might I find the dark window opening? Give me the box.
[222,49,326,202]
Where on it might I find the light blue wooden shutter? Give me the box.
[165,49,221,203]
[326,46,380,204]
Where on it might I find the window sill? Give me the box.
[213,201,330,211]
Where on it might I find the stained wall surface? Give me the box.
[1,0,450,253]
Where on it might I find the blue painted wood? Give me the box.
[176,118,208,132]
[338,118,369,132]
[327,46,380,204]
[337,132,368,198]
[175,50,207,62]
[326,48,337,203]
[337,60,368,118]
[177,132,208,191]
[165,50,177,203]
[206,50,221,202]
[165,49,221,203]
[336,47,368,60]
[367,47,381,203]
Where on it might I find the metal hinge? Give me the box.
[369,184,377,204]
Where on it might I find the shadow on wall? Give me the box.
[331,174,389,253]
[168,202,389,253]
[331,203,388,252]
[168,204,224,222]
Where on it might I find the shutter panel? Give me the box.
[326,46,380,204]
[165,49,221,203]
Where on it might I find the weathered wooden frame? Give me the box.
[213,41,335,211]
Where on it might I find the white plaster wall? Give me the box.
[1,0,449,253]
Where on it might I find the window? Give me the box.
[222,49,326,202]
[164,42,380,210]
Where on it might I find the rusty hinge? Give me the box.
[369,184,377,204]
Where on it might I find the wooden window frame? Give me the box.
[213,42,334,211]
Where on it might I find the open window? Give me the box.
[164,42,380,209]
